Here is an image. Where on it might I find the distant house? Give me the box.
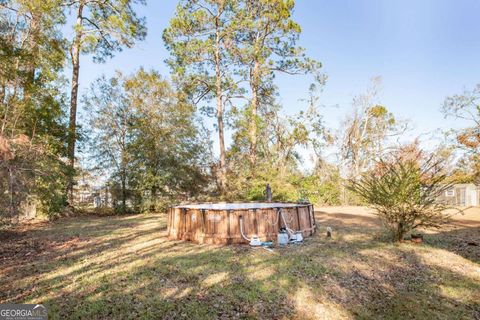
[73,175,95,206]
[74,172,112,208]
[92,186,112,208]
[438,183,479,206]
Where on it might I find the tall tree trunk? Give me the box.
[25,12,40,99]
[150,185,157,211]
[121,169,126,214]
[249,61,259,167]
[120,115,128,214]
[215,15,227,195]
[8,164,15,218]
[67,2,84,204]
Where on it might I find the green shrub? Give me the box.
[348,156,452,241]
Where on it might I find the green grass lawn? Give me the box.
[0,207,479,319]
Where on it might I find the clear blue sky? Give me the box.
[74,0,480,158]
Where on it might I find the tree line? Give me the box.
[0,0,478,221]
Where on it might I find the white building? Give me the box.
[440,183,479,206]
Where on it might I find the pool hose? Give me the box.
[239,216,251,242]
[278,208,316,235]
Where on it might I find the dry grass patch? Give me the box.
[0,207,478,319]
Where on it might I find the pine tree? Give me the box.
[164,0,239,196]
[64,0,147,203]
[231,0,321,166]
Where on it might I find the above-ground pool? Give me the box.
[167,202,316,244]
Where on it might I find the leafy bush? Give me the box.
[295,174,341,206]
[1,135,68,222]
[348,156,452,241]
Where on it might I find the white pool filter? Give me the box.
[277,231,289,245]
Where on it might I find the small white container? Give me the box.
[292,232,303,242]
[249,236,262,246]
[277,232,289,245]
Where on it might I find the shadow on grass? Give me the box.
[1,212,479,319]
[0,214,168,303]
[424,225,480,264]
[318,209,480,264]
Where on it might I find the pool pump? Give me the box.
[289,232,303,243]
[249,236,262,246]
[239,216,263,246]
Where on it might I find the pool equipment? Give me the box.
[239,216,272,247]
[249,235,262,246]
[278,208,311,243]
[289,231,303,243]
[261,241,273,247]
[277,229,289,245]
[168,202,315,245]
